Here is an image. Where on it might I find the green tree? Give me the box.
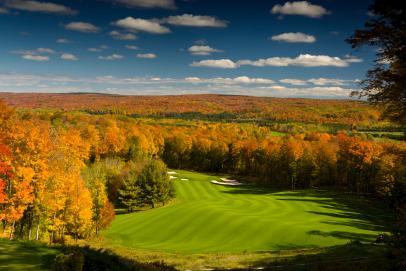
[118,169,141,213]
[347,0,406,124]
[137,160,172,208]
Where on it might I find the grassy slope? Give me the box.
[103,170,392,253]
[0,239,59,271]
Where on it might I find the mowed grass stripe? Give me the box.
[103,171,393,253]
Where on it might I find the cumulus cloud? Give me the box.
[37,47,55,54]
[185,76,274,84]
[11,47,55,55]
[233,76,274,84]
[343,54,363,63]
[114,17,170,34]
[280,79,307,85]
[21,54,49,61]
[88,48,102,52]
[188,45,222,55]
[65,22,100,33]
[88,45,107,53]
[57,38,72,44]
[191,54,363,69]
[270,32,316,43]
[0,73,358,98]
[114,0,175,9]
[190,59,238,69]
[109,30,137,40]
[271,1,330,18]
[308,78,347,86]
[280,78,352,86]
[164,14,228,27]
[98,54,124,60]
[238,54,349,67]
[4,0,77,15]
[125,45,139,50]
[60,53,78,61]
[136,53,156,59]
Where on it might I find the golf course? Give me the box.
[103,170,392,253]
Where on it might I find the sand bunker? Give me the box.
[211,179,242,186]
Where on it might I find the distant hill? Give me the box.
[0,92,380,125]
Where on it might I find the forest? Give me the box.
[0,95,405,246]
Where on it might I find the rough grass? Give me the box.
[103,170,393,254]
[0,239,59,271]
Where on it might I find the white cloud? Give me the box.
[65,22,100,33]
[185,76,274,84]
[281,78,350,86]
[61,53,78,61]
[0,73,358,98]
[88,45,107,52]
[271,32,316,43]
[188,45,222,55]
[190,59,238,69]
[184,77,202,83]
[280,79,307,85]
[4,0,77,15]
[114,0,175,9]
[344,54,363,63]
[193,54,362,69]
[271,1,330,18]
[266,85,288,91]
[37,47,55,54]
[11,47,55,56]
[88,48,102,52]
[233,76,274,84]
[21,54,49,61]
[307,78,347,86]
[57,38,72,44]
[110,30,137,40]
[114,17,170,34]
[164,14,228,27]
[98,54,124,60]
[238,54,349,67]
[136,53,156,59]
[125,45,139,50]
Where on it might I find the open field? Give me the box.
[103,170,393,253]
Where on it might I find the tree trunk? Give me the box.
[35,221,40,240]
[9,221,15,240]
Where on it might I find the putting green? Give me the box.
[103,170,391,253]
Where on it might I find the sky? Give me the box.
[0,0,377,98]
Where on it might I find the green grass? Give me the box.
[0,239,59,271]
[103,170,393,253]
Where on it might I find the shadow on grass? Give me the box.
[53,245,177,271]
[0,239,59,270]
[221,186,394,245]
[236,243,394,271]
[307,230,376,243]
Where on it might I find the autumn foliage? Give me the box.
[0,96,405,243]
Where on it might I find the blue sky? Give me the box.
[0,0,377,98]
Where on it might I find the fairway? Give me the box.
[103,171,392,253]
